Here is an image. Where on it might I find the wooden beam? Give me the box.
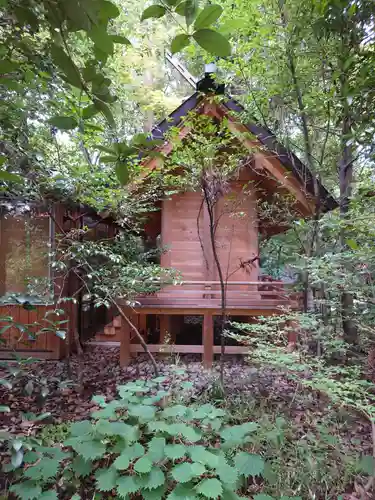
[203,313,214,368]
[89,342,250,355]
[119,316,131,367]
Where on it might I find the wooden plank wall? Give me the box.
[0,304,67,359]
[161,192,205,281]
[215,181,259,284]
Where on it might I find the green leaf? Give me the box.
[171,34,191,54]
[49,116,78,130]
[253,495,275,500]
[196,478,223,498]
[359,455,374,475]
[96,466,119,491]
[165,443,186,460]
[189,445,219,467]
[117,475,140,497]
[71,420,92,436]
[0,59,19,73]
[163,404,188,418]
[0,170,21,183]
[99,0,120,19]
[71,456,92,477]
[141,466,165,490]
[220,422,258,445]
[96,420,134,436]
[142,485,166,499]
[73,440,106,460]
[39,491,58,500]
[168,423,201,442]
[82,104,100,119]
[89,25,114,54]
[167,483,199,499]
[141,5,166,21]
[94,99,115,127]
[10,482,42,500]
[194,5,223,30]
[171,462,205,483]
[184,0,198,26]
[134,455,153,473]
[111,35,131,45]
[24,459,60,481]
[148,437,166,462]
[115,162,130,185]
[193,29,231,57]
[346,238,358,250]
[50,44,82,89]
[234,452,264,478]
[215,460,238,485]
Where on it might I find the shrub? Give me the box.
[6,376,297,500]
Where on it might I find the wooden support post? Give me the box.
[120,316,131,367]
[139,314,147,340]
[159,315,171,344]
[203,313,214,368]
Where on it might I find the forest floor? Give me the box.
[0,346,373,498]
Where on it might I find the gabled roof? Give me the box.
[148,82,337,214]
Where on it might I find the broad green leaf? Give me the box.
[0,378,12,389]
[165,443,186,460]
[49,116,77,130]
[220,422,258,445]
[82,104,99,119]
[234,452,264,478]
[50,44,82,89]
[215,461,238,485]
[0,59,19,73]
[171,34,190,54]
[194,5,223,30]
[193,29,231,57]
[195,478,223,498]
[96,420,134,436]
[112,35,131,45]
[167,483,199,499]
[253,495,275,500]
[99,0,120,19]
[184,0,198,26]
[134,455,153,473]
[10,482,42,500]
[140,466,165,490]
[141,5,166,21]
[71,456,92,477]
[24,459,60,480]
[70,420,92,436]
[115,162,130,185]
[94,99,115,127]
[73,440,106,460]
[148,437,166,462]
[359,455,374,475]
[95,466,119,491]
[168,423,201,442]
[171,462,205,483]
[117,475,140,496]
[39,491,58,500]
[89,26,114,54]
[346,238,358,250]
[189,445,219,467]
[114,452,130,470]
[142,485,166,499]
[163,404,188,418]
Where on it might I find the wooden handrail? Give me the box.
[173,280,295,286]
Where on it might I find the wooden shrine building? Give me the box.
[95,70,337,368]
